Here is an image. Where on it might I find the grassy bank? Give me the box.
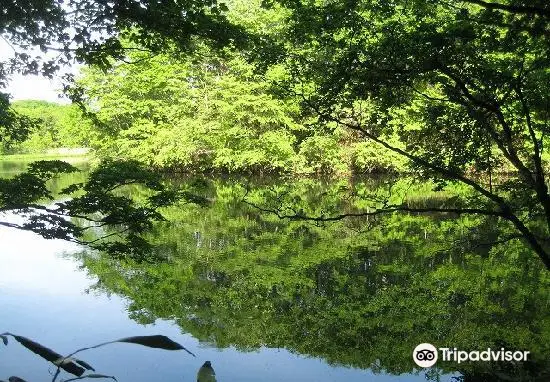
[0,148,91,159]
[0,151,93,167]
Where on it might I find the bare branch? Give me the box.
[242,198,507,222]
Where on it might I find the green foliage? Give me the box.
[0,0,246,78]
[1,0,550,271]
[8,100,94,154]
[0,94,40,153]
[249,0,550,267]
[0,159,202,261]
[0,0,248,168]
[297,134,344,174]
[75,43,304,174]
[351,138,408,174]
[75,41,408,175]
[79,177,550,381]
[67,0,411,176]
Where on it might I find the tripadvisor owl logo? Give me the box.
[413,343,438,367]
[412,343,531,368]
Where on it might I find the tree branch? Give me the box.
[460,0,550,18]
[275,83,550,269]
[242,198,507,222]
[438,65,536,183]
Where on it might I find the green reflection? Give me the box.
[78,178,550,382]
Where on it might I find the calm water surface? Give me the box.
[1,216,435,381]
[1,159,548,381]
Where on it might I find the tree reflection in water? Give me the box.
[79,178,550,382]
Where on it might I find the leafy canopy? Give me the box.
[2,0,550,268]
[249,0,550,268]
[0,159,208,260]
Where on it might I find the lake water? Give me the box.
[1,159,549,381]
[1,222,427,381]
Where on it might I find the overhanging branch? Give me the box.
[461,0,550,18]
[242,198,507,222]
